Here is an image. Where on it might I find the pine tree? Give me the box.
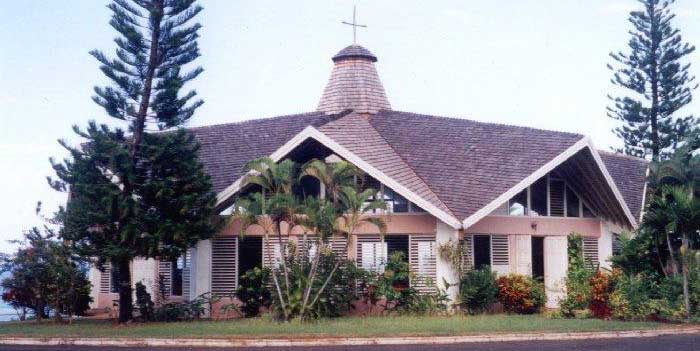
[608,0,698,161]
[48,0,216,323]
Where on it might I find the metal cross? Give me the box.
[342,5,367,44]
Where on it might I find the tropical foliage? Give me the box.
[233,157,386,321]
[1,228,92,321]
[236,267,272,318]
[496,274,545,314]
[457,267,498,314]
[560,234,595,317]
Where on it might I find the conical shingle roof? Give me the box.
[317,45,391,114]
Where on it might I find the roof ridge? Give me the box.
[376,109,585,138]
[598,150,650,164]
[186,111,327,132]
[328,112,457,218]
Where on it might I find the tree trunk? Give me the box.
[129,0,163,161]
[681,233,690,320]
[117,257,133,323]
[116,0,163,325]
[647,1,661,160]
[666,231,679,275]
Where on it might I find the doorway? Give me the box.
[238,236,263,279]
[473,235,491,269]
[531,237,544,281]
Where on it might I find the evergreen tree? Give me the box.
[608,0,698,160]
[48,0,216,323]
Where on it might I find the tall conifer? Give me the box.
[608,0,698,160]
[49,0,216,323]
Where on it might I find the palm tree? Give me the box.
[298,186,387,317]
[234,157,386,321]
[300,159,362,204]
[235,158,301,319]
[647,185,700,319]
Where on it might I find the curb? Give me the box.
[1,327,699,348]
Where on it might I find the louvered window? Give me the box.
[211,236,238,296]
[612,233,622,255]
[263,236,289,268]
[549,178,565,217]
[158,259,173,298]
[298,235,348,261]
[409,235,437,293]
[357,235,387,273]
[99,263,119,294]
[491,235,509,266]
[182,248,194,300]
[582,237,599,267]
[157,253,188,298]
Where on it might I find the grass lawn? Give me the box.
[0,315,674,339]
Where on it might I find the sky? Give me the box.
[2,0,700,253]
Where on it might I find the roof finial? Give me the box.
[341,5,366,44]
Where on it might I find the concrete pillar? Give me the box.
[513,235,532,276]
[88,265,101,309]
[436,220,460,302]
[131,257,157,296]
[598,221,617,270]
[544,236,567,308]
[194,239,212,298]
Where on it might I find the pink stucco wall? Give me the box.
[465,215,601,237]
[219,213,437,237]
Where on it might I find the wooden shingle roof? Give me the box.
[188,110,647,227]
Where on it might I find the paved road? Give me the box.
[0,334,698,351]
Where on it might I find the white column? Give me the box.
[544,236,568,308]
[194,239,212,298]
[88,264,101,309]
[131,257,157,296]
[436,220,460,303]
[598,221,616,270]
[513,235,532,276]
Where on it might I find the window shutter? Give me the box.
[612,233,622,255]
[549,178,565,217]
[583,237,599,267]
[491,235,509,265]
[409,235,436,293]
[211,236,238,296]
[297,235,348,261]
[329,236,348,260]
[158,259,172,298]
[182,248,193,301]
[99,263,111,294]
[263,236,288,268]
[357,235,385,272]
[460,235,474,271]
[491,235,510,275]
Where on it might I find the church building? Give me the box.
[88,42,648,313]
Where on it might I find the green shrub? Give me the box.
[355,251,448,315]
[588,269,614,318]
[269,249,363,320]
[236,267,271,317]
[309,254,364,318]
[607,272,680,321]
[496,274,545,314]
[458,267,497,314]
[153,298,206,322]
[560,234,595,317]
[135,282,154,321]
